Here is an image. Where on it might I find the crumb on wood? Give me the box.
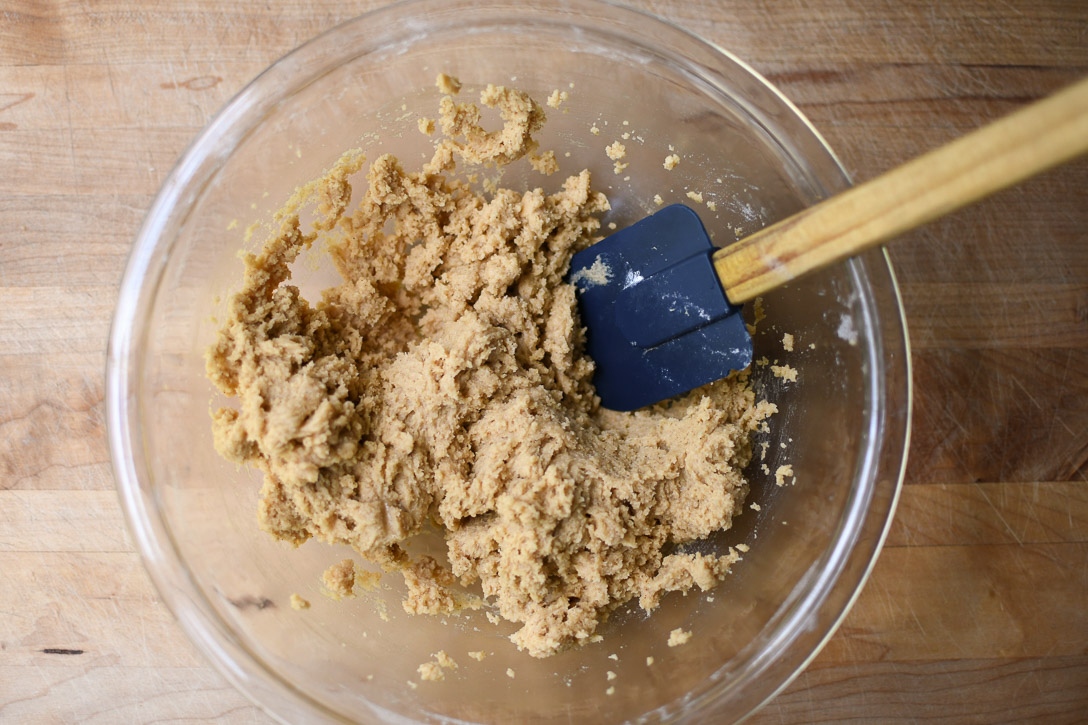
[752,296,766,325]
[663,154,680,170]
[668,628,692,647]
[418,661,445,681]
[770,364,798,383]
[775,464,794,487]
[289,593,310,610]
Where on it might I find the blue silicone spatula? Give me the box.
[569,77,1088,410]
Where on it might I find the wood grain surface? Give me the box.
[1,1,1086,723]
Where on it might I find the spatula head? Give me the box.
[569,204,752,411]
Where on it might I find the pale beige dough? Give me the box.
[207,78,774,658]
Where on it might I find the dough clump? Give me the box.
[207,78,773,657]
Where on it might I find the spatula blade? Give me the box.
[569,204,752,411]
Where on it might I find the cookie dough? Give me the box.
[208,78,774,658]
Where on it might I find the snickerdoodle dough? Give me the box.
[207,78,774,658]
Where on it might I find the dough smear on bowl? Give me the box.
[207,77,775,657]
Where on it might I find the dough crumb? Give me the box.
[751,297,767,326]
[782,333,794,352]
[402,556,458,615]
[608,653,618,661]
[613,161,628,174]
[771,364,798,382]
[685,191,703,204]
[486,612,501,626]
[590,124,601,135]
[663,154,680,170]
[417,117,436,135]
[606,670,617,680]
[605,141,626,161]
[529,150,559,175]
[418,662,445,681]
[407,680,418,690]
[506,668,516,679]
[775,464,795,487]
[750,502,761,512]
[290,593,310,610]
[355,568,382,592]
[468,650,487,661]
[605,686,616,696]
[322,559,357,599]
[436,73,462,94]
[653,193,664,206]
[668,628,693,647]
[809,342,817,350]
[570,254,613,288]
[736,543,750,553]
[435,650,458,670]
[546,89,569,108]
[706,200,717,211]
[645,656,654,666]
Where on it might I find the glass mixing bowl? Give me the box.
[108,1,911,722]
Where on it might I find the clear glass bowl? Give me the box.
[107,1,911,722]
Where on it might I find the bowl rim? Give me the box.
[107,1,912,723]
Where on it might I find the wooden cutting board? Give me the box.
[1,1,1086,722]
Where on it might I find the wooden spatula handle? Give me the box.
[713,76,1088,304]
